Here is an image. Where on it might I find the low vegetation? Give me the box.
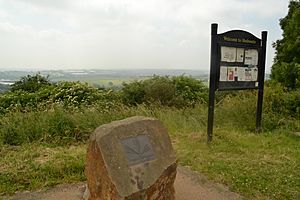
[0,74,299,200]
[122,75,208,107]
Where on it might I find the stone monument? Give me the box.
[84,116,177,200]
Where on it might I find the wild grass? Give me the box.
[174,129,300,200]
[0,89,299,199]
[0,143,86,196]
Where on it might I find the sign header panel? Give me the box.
[218,30,261,45]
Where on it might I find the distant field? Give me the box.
[52,76,208,88]
[51,75,150,88]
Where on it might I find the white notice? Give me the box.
[245,68,251,81]
[221,46,236,62]
[244,67,258,81]
[237,67,246,81]
[220,66,227,81]
[252,67,258,81]
[245,49,258,65]
[236,48,244,62]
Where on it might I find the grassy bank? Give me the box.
[0,102,299,200]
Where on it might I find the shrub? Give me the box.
[121,75,208,107]
[264,82,300,118]
[121,81,145,105]
[143,76,176,106]
[50,81,104,107]
[0,81,121,115]
[172,75,208,106]
[11,73,52,92]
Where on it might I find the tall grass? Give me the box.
[0,89,299,146]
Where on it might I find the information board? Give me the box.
[207,23,267,143]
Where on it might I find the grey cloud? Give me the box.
[0,0,289,70]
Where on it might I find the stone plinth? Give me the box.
[84,116,177,200]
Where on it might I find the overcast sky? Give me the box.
[0,0,289,71]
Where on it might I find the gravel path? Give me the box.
[10,166,243,200]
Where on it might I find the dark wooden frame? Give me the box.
[207,23,267,143]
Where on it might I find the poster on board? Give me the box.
[236,48,244,62]
[221,47,245,63]
[221,47,236,62]
[227,67,236,81]
[244,67,258,81]
[251,67,258,81]
[219,66,227,81]
[245,49,258,65]
[237,67,246,81]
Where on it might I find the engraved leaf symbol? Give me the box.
[142,144,151,154]
[132,138,141,154]
[124,137,143,156]
[124,145,139,155]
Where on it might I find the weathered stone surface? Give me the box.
[84,116,177,200]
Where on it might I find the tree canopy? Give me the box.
[11,73,51,93]
[271,0,300,89]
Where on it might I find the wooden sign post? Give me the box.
[207,23,267,143]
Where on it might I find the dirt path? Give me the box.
[10,166,243,200]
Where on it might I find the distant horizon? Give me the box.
[0,67,209,72]
[0,68,211,85]
[0,67,273,74]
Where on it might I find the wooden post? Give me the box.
[207,23,218,143]
[256,31,267,132]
